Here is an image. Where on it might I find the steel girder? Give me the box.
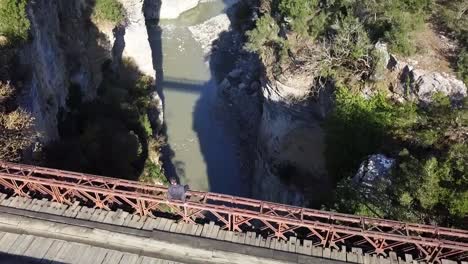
[0,161,466,263]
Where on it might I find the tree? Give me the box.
[0,0,30,44]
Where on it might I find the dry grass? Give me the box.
[404,23,458,74]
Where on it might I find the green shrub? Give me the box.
[278,0,322,37]
[245,14,286,63]
[325,89,467,226]
[0,0,30,44]
[93,0,125,24]
[324,87,397,180]
[436,0,468,47]
[457,50,468,86]
[140,161,168,185]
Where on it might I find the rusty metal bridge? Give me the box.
[0,161,466,263]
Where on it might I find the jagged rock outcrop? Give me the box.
[118,0,155,77]
[118,0,163,130]
[20,0,112,142]
[352,154,394,189]
[397,66,467,103]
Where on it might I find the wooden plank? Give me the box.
[347,251,359,263]
[142,218,158,231]
[0,195,12,206]
[331,248,346,261]
[264,237,272,249]
[216,230,227,240]
[231,232,240,243]
[111,209,130,226]
[254,235,261,247]
[40,240,66,263]
[303,240,314,256]
[288,237,297,253]
[76,207,95,220]
[90,209,107,222]
[77,246,108,264]
[201,223,211,237]
[139,256,158,264]
[379,256,391,264]
[25,198,39,210]
[57,204,69,216]
[63,204,82,218]
[119,253,140,264]
[102,211,117,224]
[259,236,267,248]
[102,250,124,264]
[181,223,191,235]
[0,232,21,252]
[0,193,7,203]
[223,231,233,242]
[22,237,54,260]
[162,219,174,231]
[441,260,458,264]
[311,245,321,257]
[404,254,413,263]
[168,222,178,233]
[238,232,246,244]
[155,218,168,230]
[4,196,19,207]
[17,197,34,209]
[175,222,184,233]
[7,234,35,255]
[195,224,203,236]
[41,201,58,214]
[53,242,89,263]
[131,215,147,229]
[208,224,220,239]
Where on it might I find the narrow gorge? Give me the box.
[1,0,467,228]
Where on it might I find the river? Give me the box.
[150,0,248,196]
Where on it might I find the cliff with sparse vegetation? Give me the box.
[235,0,467,228]
[0,0,167,185]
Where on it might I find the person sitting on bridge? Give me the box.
[167,178,189,202]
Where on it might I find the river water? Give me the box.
[152,1,248,196]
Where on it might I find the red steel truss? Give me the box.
[0,161,466,263]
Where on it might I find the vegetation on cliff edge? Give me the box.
[245,0,467,227]
[0,0,30,45]
[92,0,125,24]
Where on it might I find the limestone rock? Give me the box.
[118,0,155,77]
[371,42,390,81]
[399,66,467,102]
[353,154,395,188]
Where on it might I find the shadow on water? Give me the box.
[144,0,178,182]
[191,2,250,196]
[144,0,253,194]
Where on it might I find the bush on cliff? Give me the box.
[93,0,125,24]
[325,89,468,227]
[0,0,30,44]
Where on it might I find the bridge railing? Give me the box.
[0,161,466,263]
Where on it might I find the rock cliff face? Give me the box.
[19,0,167,144]
[253,76,333,206]
[20,0,112,142]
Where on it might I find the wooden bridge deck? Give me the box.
[0,194,459,264]
[0,231,183,264]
